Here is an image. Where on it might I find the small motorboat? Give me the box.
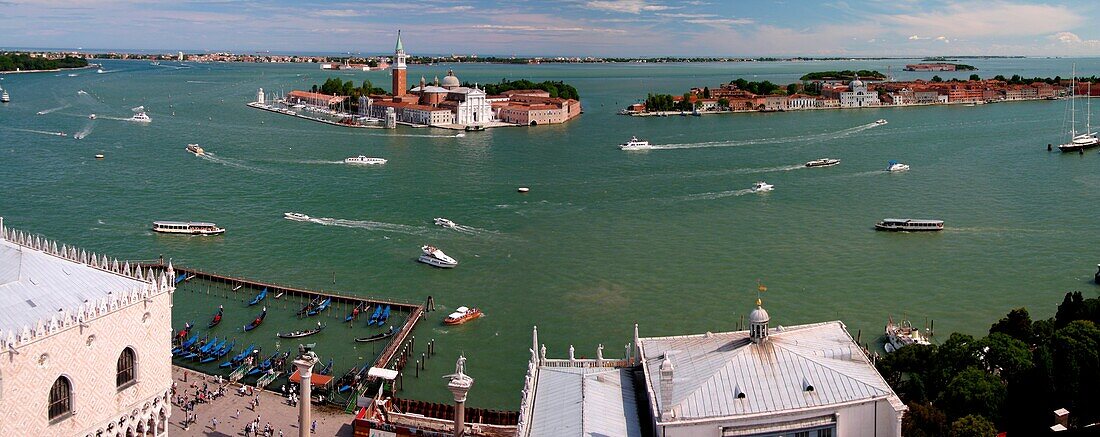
[186,144,204,156]
[751,181,774,193]
[619,136,652,151]
[248,287,268,306]
[455,132,466,137]
[355,326,399,343]
[244,307,267,331]
[884,317,931,352]
[875,119,888,125]
[207,305,223,328]
[443,306,483,325]
[434,217,457,229]
[419,245,458,268]
[886,160,909,172]
[277,321,325,339]
[345,302,366,322]
[284,212,310,221]
[344,155,387,165]
[306,298,331,316]
[88,114,97,120]
[805,158,840,168]
[517,187,530,193]
[95,154,105,159]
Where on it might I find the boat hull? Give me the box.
[418,255,457,268]
[874,224,943,232]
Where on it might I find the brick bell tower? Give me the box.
[392,30,407,97]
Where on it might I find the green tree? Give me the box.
[993,75,1007,82]
[1051,320,1100,416]
[977,333,1032,381]
[989,307,1033,342]
[938,368,1006,420]
[786,83,799,95]
[903,402,949,437]
[969,74,981,81]
[931,75,943,82]
[702,86,710,98]
[949,415,997,437]
[717,98,729,109]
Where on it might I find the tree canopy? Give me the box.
[799,70,885,81]
[0,53,88,72]
[465,79,580,100]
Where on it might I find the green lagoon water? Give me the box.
[2,58,1100,408]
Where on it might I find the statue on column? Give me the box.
[597,344,604,361]
[540,344,546,361]
[455,354,466,377]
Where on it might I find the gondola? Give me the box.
[175,321,193,343]
[276,322,325,339]
[172,333,199,355]
[306,298,331,317]
[183,336,219,359]
[200,340,234,363]
[207,305,224,328]
[248,287,268,306]
[175,334,209,357]
[377,305,391,324]
[244,307,267,331]
[366,305,383,326]
[355,325,399,343]
[247,351,281,376]
[335,366,362,393]
[296,297,322,316]
[319,359,334,375]
[220,344,255,368]
[345,302,366,322]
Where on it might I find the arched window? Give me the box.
[48,376,72,421]
[116,348,136,389]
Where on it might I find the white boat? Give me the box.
[283,212,310,221]
[875,218,944,232]
[128,112,151,123]
[751,181,774,192]
[805,158,840,168]
[89,114,96,119]
[0,89,9,103]
[886,160,909,172]
[434,217,457,229]
[455,132,466,137]
[619,136,651,150]
[418,245,458,268]
[97,68,106,74]
[874,119,888,125]
[77,90,88,95]
[884,318,931,352]
[186,144,204,155]
[67,73,78,77]
[344,156,387,165]
[94,154,104,159]
[517,187,530,193]
[1059,69,1099,152]
[152,221,225,235]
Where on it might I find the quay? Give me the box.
[246,101,393,129]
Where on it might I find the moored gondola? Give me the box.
[296,297,321,316]
[220,344,256,368]
[355,325,399,343]
[175,321,193,343]
[276,321,325,339]
[208,305,223,328]
[366,305,383,326]
[306,298,331,317]
[345,302,366,322]
[319,359,334,375]
[248,287,268,306]
[244,307,267,331]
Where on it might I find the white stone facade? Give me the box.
[449,88,495,126]
[0,223,174,436]
[839,80,881,108]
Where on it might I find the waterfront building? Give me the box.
[839,78,881,108]
[516,299,905,437]
[286,90,346,108]
[764,95,789,111]
[392,30,408,97]
[787,93,819,110]
[0,218,175,436]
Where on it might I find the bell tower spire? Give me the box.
[392,30,408,97]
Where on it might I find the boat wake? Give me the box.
[638,122,881,151]
[445,222,501,236]
[365,132,462,138]
[73,120,96,139]
[303,216,428,236]
[199,153,278,174]
[36,104,71,115]
[677,188,756,201]
[7,127,69,137]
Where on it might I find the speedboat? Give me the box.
[517,187,530,193]
[884,318,931,352]
[185,144,204,155]
[419,245,458,268]
[284,212,310,221]
[875,218,944,232]
[751,181,774,192]
[805,158,840,168]
[128,107,151,123]
[344,155,387,165]
[619,136,651,151]
[94,154,104,159]
[88,114,97,120]
[886,160,909,172]
[443,306,483,325]
[0,90,8,103]
[875,119,888,125]
[97,68,106,74]
[455,132,466,137]
[434,217,457,229]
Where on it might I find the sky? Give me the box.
[4,0,1100,57]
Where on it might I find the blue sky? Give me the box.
[5,0,1100,56]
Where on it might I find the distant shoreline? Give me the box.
[0,64,97,75]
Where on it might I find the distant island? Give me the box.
[0,53,88,72]
[800,70,886,81]
[905,63,977,72]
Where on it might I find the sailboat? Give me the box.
[1058,66,1099,152]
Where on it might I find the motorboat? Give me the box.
[874,119,888,125]
[88,114,97,120]
[419,245,458,268]
[97,68,106,74]
[455,132,466,137]
[152,221,225,235]
[128,107,151,123]
[517,187,530,193]
[344,155,387,165]
[443,306,483,325]
[619,136,651,151]
[186,144,204,155]
[875,218,944,232]
[884,318,931,352]
[886,160,909,172]
[805,158,840,168]
[94,154,104,159]
[284,212,310,221]
[751,181,774,193]
[434,217,457,229]
[0,89,8,103]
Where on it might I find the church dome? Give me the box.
[850,79,864,87]
[749,299,770,324]
[441,70,460,88]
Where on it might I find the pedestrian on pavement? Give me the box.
[311,420,317,433]
[236,408,241,419]
[212,417,218,430]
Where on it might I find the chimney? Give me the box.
[659,354,674,421]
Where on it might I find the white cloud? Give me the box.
[471,24,626,34]
[935,36,949,43]
[586,0,670,14]
[1052,31,1081,44]
[684,18,753,26]
[883,2,1082,39]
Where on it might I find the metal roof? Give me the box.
[526,366,644,437]
[0,237,148,333]
[640,321,906,422]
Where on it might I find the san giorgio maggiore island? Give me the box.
[247,32,582,131]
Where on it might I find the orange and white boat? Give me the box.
[443,306,483,325]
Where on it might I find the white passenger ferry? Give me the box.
[344,156,387,165]
[619,136,651,151]
[874,219,943,232]
[152,221,225,235]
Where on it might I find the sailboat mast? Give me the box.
[1071,64,1076,137]
[1088,82,1092,134]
